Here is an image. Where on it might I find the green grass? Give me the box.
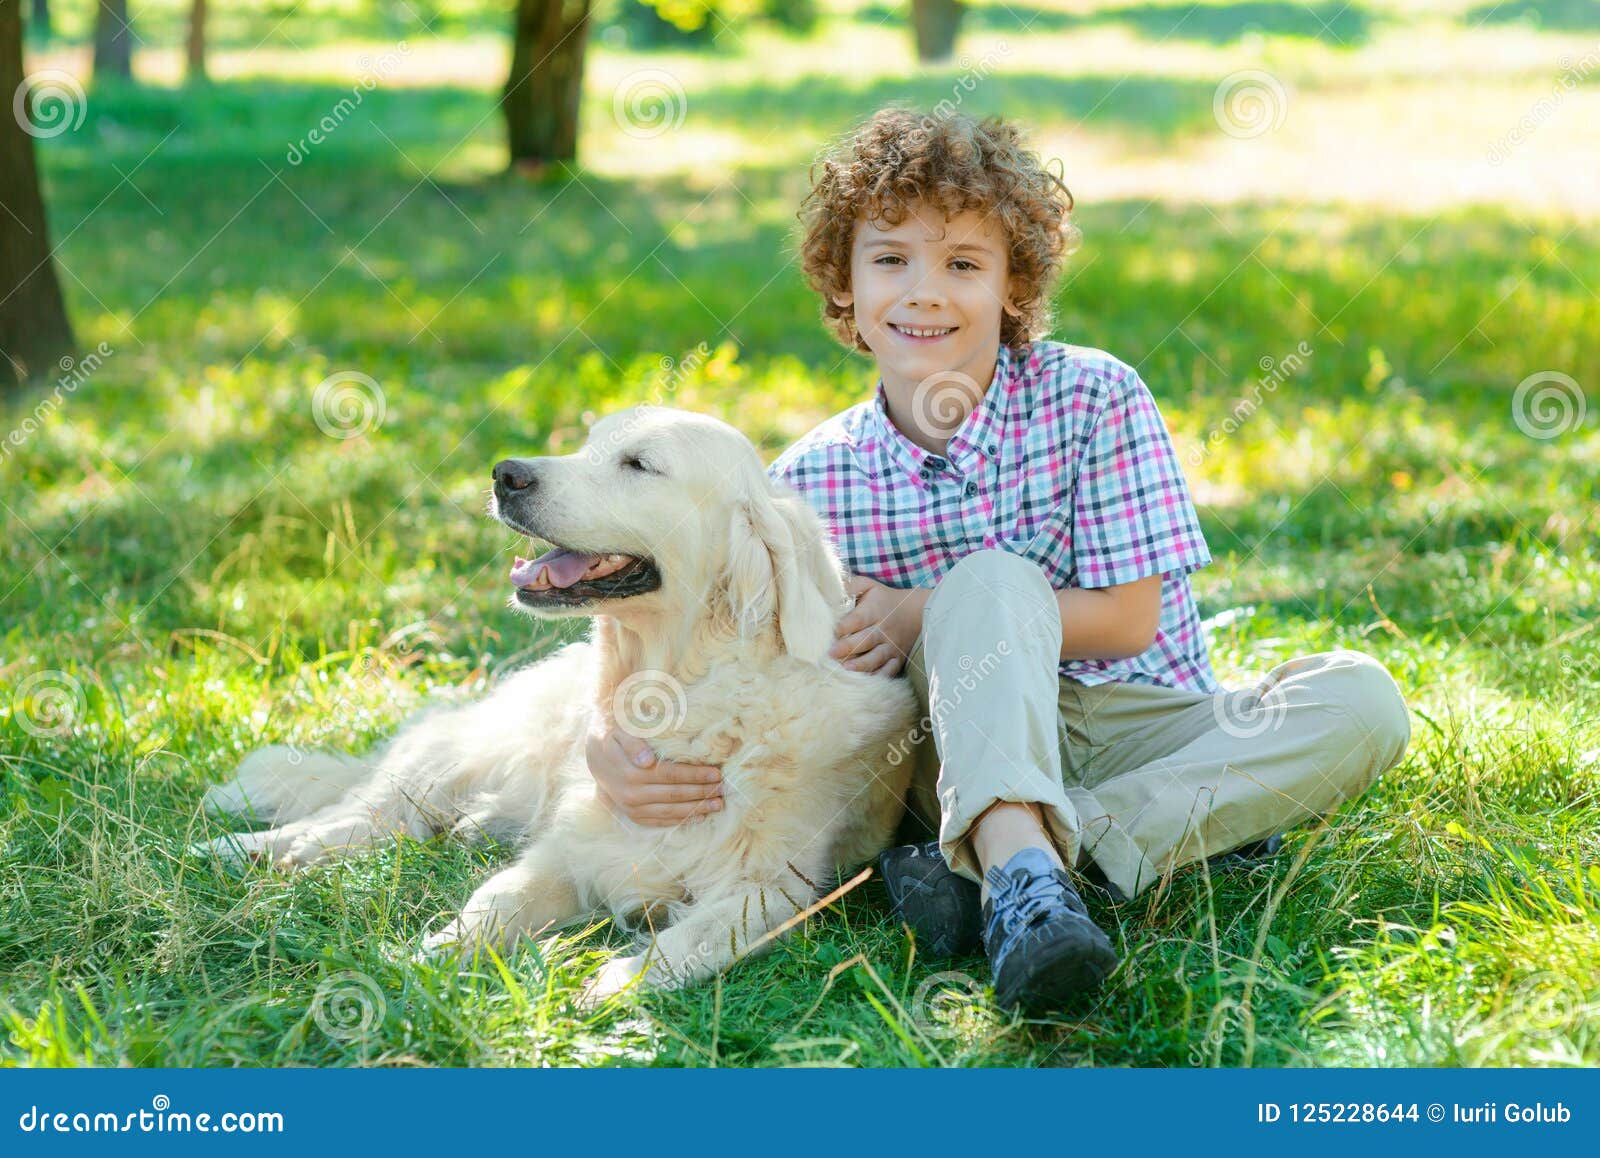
[3,1,1599,1066]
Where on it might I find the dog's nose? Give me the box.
[493,459,538,492]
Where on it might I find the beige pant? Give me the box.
[901,550,1411,900]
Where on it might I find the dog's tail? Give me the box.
[202,746,373,825]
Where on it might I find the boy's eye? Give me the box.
[873,254,906,266]
[951,259,978,271]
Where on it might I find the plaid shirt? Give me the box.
[767,340,1220,693]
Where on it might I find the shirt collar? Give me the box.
[870,344,1017,486]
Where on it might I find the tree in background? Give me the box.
[187,0,206,82]
[504,0,592,171]
[505,0,818,170]
[0,0,77,388]
[27,0,46,39]
[93,0,133,81]
[911,0,963,61]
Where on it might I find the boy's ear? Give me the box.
[832,290,854,308]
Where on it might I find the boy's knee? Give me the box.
[1318,650,1412,772]
[923,548,1053,629]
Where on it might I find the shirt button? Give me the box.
[919,469,932,481]
[964,481,978,497]
[986,443,998,455]
[926,457,946,471]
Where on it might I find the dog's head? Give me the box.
[491,406,848,664]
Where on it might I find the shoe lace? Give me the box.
[983,863,1073,947]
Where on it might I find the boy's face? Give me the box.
[835,200,1019,395]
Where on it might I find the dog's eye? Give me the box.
[621,454,657,475]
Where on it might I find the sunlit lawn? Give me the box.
[2,0,1598,1066]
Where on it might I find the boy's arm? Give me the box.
[1064,365,1211,663]
[1057,575,1162,662]
[834,565,1160,667]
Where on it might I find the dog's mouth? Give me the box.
[509,540,662,607]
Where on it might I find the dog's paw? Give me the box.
[188,830,271,869]
[271,840,327,871]
[413,915,505,967]
[414,923,469,964]
[577,954,649,1008]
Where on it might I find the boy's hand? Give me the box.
[585,725,724,826]
[829,574,929,676]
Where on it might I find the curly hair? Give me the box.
[797,106,1080,354]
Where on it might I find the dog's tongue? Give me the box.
[510,548,595,589]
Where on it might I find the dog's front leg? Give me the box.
[418,840,581,961]
[585,865,818,1002]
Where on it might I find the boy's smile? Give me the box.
[834,201,1021,453]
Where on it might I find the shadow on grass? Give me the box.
[1464,0,1600,33]
[50,67,1221,190]
[858,0,1377,46]
[9,75,1597,663]
[684,70,1221,142]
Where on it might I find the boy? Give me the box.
[588,107,1411,1014]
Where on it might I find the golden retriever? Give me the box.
[197,406,917,999]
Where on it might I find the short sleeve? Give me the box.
[766,441,812,494]
[1071,370,1211,588]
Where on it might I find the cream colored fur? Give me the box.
[197,407,917,1000]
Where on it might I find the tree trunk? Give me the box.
[186,0,206,82]
[92,0,132,81]
[503,0,591,171]
[0,0,76,388]
[28,0,47,39]
[911,0,963,63]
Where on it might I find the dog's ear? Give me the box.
[721,479,848,665]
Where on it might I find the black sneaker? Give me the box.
[1206,833,1284,869]
[981,847,1119,1013]
[878,841,983,957]
[882,834,1287,953]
